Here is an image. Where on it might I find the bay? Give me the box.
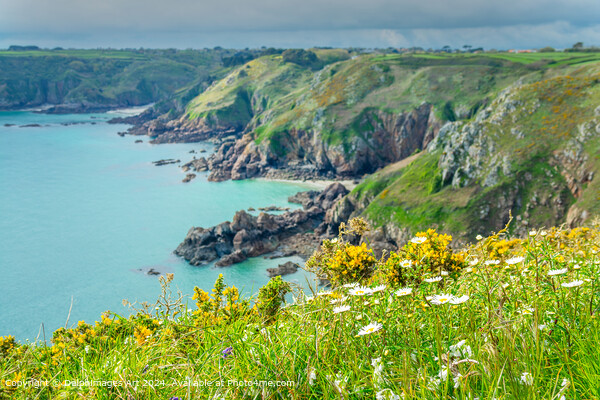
[0,111,319,341]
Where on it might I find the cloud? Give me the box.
[1,0,599,34]
[0,0,598,49]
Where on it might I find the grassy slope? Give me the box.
[2,225,600,399]
[183,52,600,157]
[353,61,600,239]
[0,49,227,109]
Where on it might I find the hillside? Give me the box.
[2,222,600,399]
[339,63,600,242]
[148,51,600,185]
[0,48,236,113]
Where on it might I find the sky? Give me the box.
[1,0,599,50]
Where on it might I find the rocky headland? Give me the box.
[173,183,368,267]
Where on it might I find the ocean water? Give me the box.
[0,111,320,341]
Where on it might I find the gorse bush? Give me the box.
[378,228,466,286]
[2,218,600,399]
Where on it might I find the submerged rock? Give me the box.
[267,261,299,277]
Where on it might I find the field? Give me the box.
[1,220,599,399]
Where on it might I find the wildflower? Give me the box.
[529,230,537,236]
[518,307,534,315]
[316,290,333,296]
[485,260,500,266]
[561,280,584,288]
[541,231,548,237]
[573,264,581,270]
[358,322,383,336]
[304,296,315,302]
[450,295,469,304]
[506,256,525,265]
[440,270,449,276]
[342,282,359,288]
[349,286,373,296]
[424,276,442,283]
[333,305,351,314]
[395,287,413,297]
[548,268,568,276]
[431,294,454,305]
[400,259,413,268]
[221,347,233,358]
[330,296,348,304]
[371,284,387,293]
[308,368,316,385]
[449,340,472,357]
[372,357,384,388]
[469,258,479,266]
[411,237,427,244]
[476,234,483,241]
[331,238,338,244]
[376,389,400,400]
[520,372,533,386]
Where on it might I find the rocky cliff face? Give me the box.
[205,103,440,181]
[174,183,349,266]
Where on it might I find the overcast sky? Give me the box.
[1,0,599,49]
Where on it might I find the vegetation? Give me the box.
[0,48,236,110]
[2,219,600,399]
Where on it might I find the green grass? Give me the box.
[2,224,600,399]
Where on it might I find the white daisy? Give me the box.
[506,256,525,265]
[540,231,548,237]
[424,276,443,283]
[400,259,413,268]
[561,280,584,288]
[476,234,483,241]
[529,230,537,236]
[573,264,581,270]
[395,287,413,297]
[349,286,373,296]
[370,284,387,293]
[333,305,351,314]
[518,307,534,315]
[469,259,479,266]
[548,268,568,276]
[440,270,449,276]
[330,296,348,304]
[342,282,359,288]
[410,237,427,244]
[330,238,338,244]
[316,290,333,296]
[485,259,500,266]
[358,322,383,336]
[520,372,533,386]
[450,295,469,304]
[430,294,454,305]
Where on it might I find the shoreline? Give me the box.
[255,177,359,191]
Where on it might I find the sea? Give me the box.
[0,110,320,341]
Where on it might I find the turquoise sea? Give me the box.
[0,111,319,341]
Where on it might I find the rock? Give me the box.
[266,261,299,277]
[247,207,256,211]
[182,173,196,183]
[216,250,248,267]
[135,139,143,143]
[258,205,290,212]
[20,124,42,128]
[181,157,208,172]
[174,183,349,267]
[3,124,15,127]
[147,268,161,276]
[153,159,180,166]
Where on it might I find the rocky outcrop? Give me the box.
[266,261,299,277]
[206,104,441,182]
[182,157,208,172]
[174,183,350,266]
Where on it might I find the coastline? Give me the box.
[255,177,359,191]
